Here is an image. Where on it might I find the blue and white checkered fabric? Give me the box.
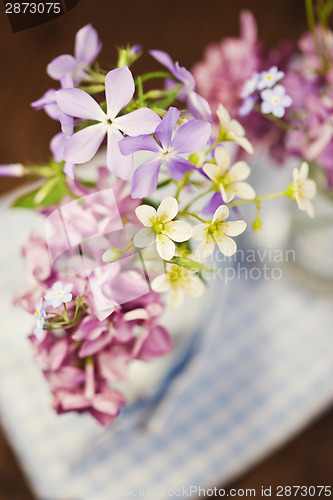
[1,198,333,500]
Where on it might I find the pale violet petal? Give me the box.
[171,120,211,154]
[106,128,133,180]
[105,66,134,120]
[114,108,161,136]
[64,124,106,164]
[56,88,106,121]
[130,157,163,198]
[75,24,102,66]
[119,135,160,156]
[155,107,180,149]
[47,55,77,81]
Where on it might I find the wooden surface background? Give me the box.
[1,0,332,498]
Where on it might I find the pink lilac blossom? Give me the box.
[15,173,172,426]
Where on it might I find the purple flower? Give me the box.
[260,85,292,118]
[150,49,212,121]
[0,163,25,177]
[257,66,285,90]
[47,24,102,83]
[44,281,73,308]
[56,66,161,179]
[119,106,211,198]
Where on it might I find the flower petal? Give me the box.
[184,275,205,297]
[169,286,185,308]
[133,227,155,248]
[163,220,192,242]
[135,204,157,226]
[47,55,77,81]
[149,49,177,74]
[151,274,170,293]
[166,156,195,181]
[192,224,208,241]
[106,128,133,179]
[156,234,175,260]
[304,179,317,199]
[229,161,251,181]
[214,147,230,169]
[196,237,215,258]
[157,196,178,222]
[222,220,247,237]
[131,157,162,198]
[118,135,160,156]
[113,107,160,136]
[64,123,106,164]
[155,107,180,149]
[171,120,211,154]
[299,161,309,181]
[213,205,229,223]
[75,24,102,66]
[233,181,256,200]
[56,88,106,121]
[202,162,223,181]
[215,233,237,256]
[105,66,134,120]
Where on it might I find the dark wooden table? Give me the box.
[1,0,332,498]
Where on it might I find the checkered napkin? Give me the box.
[0,197,333,500]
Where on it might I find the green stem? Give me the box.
[178,211,206,223]
[175,172,191,201]
[228,191,286,208]
[183,188,211,211]
[134,71,172,84]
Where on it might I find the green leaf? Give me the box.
[12,174,71,209]
[172,256,216,273]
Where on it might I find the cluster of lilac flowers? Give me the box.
[15,173,172,426]
[193,9,333,186]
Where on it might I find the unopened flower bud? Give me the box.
[252,218,262,233]
[102,248,121,263]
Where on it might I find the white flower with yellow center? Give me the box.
[152,263,205,308]
[203,147,256,203]
[289,162,317,218]
[193,205,246,258]
[217,104,254,154]
[134,196,192,261]
[44,281,73,308]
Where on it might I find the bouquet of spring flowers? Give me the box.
[1,21,317,426]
